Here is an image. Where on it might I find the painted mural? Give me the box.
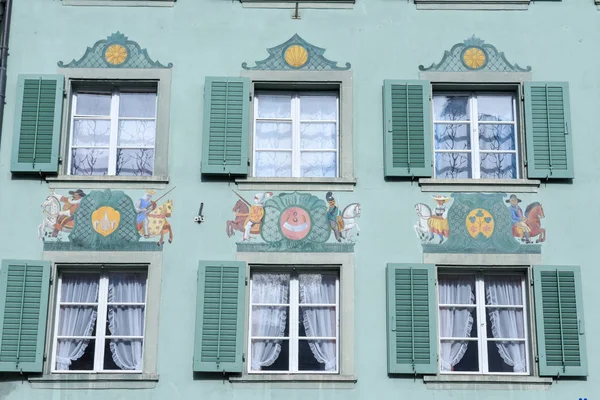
[39,187,175,251]
[227,191,361,252]
[414,193,545,254]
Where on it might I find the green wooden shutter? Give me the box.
[383,80,432,178]
[0,260,51,373]
[524,82,573,179]
[386,263,437,374]
[201,77,250,175]
[11,75,64,173]
[194,260,246,373]
[533,265,587,377]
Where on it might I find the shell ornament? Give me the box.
[462,47,487,70]
[105,44,128,66]
[284,45,309,68]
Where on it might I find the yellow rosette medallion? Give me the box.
[462,47,486,70]
[105,44,128,66]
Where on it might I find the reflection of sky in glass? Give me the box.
[71,148,109,175]
[300,95,337,121]
[72,120,111,146]
[255,122,292,149]
[119,93,157,118]
[76,93,111,116]
[301,123,337,149]
[477,95,514,121]
[300,152,337,177]
[257,95,291,119]
[255,151,292,177]
[433,96,469,121]
[118,120,156,147]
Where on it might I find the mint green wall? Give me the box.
[0,0,597,399]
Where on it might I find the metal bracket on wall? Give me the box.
[292,2,301,19]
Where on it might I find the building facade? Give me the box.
[0,0,596,399]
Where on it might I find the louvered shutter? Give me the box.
[524,82,573,179]
[0,260,51,373]
[383,80,432,178]
[11,75,64,173]
[386,263,437,374]
[201,77,250,175]
[533,265,587,377]
[194,261,246,373]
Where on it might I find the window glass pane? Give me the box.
[57,339,95,371]
[251,339,289,371]
[254,151,292,177]
[486,309,525,340]
[300,95,337,121]
[433,96,470,121]
[477,95,514,122]
[480,153,516,179]
[485,275,523,306]
[441,339,479,372]
[435,153,472,179]
[434,124,471,150]
[59,274,100,303]
[299,273,337,304]
[72,120,111,147]
[478,124,516,151]
[103,338,143,371]
[71,148,109,175]
[300,152,337,178]
[116,149,155,176]
[251,273,290,304]
[255,122,293,149]
[298,339,336,371]
[487,341,526,373]
[76,93,111,116]
[119,92,157,118]
[300,123,337,149]
[118,120,156,147]
[257,95,291,119]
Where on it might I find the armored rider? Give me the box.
[135,189,157,238]
[243,192,273,241]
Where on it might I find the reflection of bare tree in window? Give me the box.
[301,152,336,177]
[479,114,516,179]
[435,97,470,178]
[71,149,105,175]
[116,149,154,176]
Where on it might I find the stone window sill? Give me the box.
[46,175,170,189]
[415,0,530,10]
[419,178,540,193]
[423,375,552,390]
[235,177,356,192]
[29,373,159,389]
[230,374,357,388]
[62,0,174,6]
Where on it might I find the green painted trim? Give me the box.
[242,34,350,71]
[58,32,172,69]
[202,77,250,175]
[524,82,574,179]
[11,75,64,174]
[419,35,531,73]
[194,261,246,373]
[383,80,432,178]
[386,263,438,374]
[0,260,51,373]
[533,265,587,377]
[43,242,163,252]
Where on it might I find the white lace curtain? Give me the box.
[251,273,289,371]
[300,273,337,371]
[108,273,147,371]
[486,276,526,373]
[55,275,99,370]
[438,276,474,372]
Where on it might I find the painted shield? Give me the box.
[280,207,311,241]
[92,206,121,237]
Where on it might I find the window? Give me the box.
[68,86,157,176]
[51,270,147,372]
[248,269,339,373]
[433,92,519,179]
[253,92,339,178]
[437,272,529,374]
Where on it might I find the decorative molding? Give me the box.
[414,193,546,254]
[58,32,172,69]
[242,34,350,71]
[419,35,531,73]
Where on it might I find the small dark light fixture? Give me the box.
[194,203,205,224]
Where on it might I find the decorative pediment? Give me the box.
[414,193,545,254]
[58,32,172,69]
[419,36,531,73]
[242,34,350,71]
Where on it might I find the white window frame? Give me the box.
[253,91,340,179]
[437,270,530,375]
[247,269,340,374]
[433,91,520,180]
[50,269,147,373]
[68,88,158,177]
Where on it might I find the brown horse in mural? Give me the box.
[524,202,546,243]
[137,200,174,246]
[226,199,249,237]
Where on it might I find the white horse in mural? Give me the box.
[38,194,62,240]
[414,203,432,241]
[340,203,361,240]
